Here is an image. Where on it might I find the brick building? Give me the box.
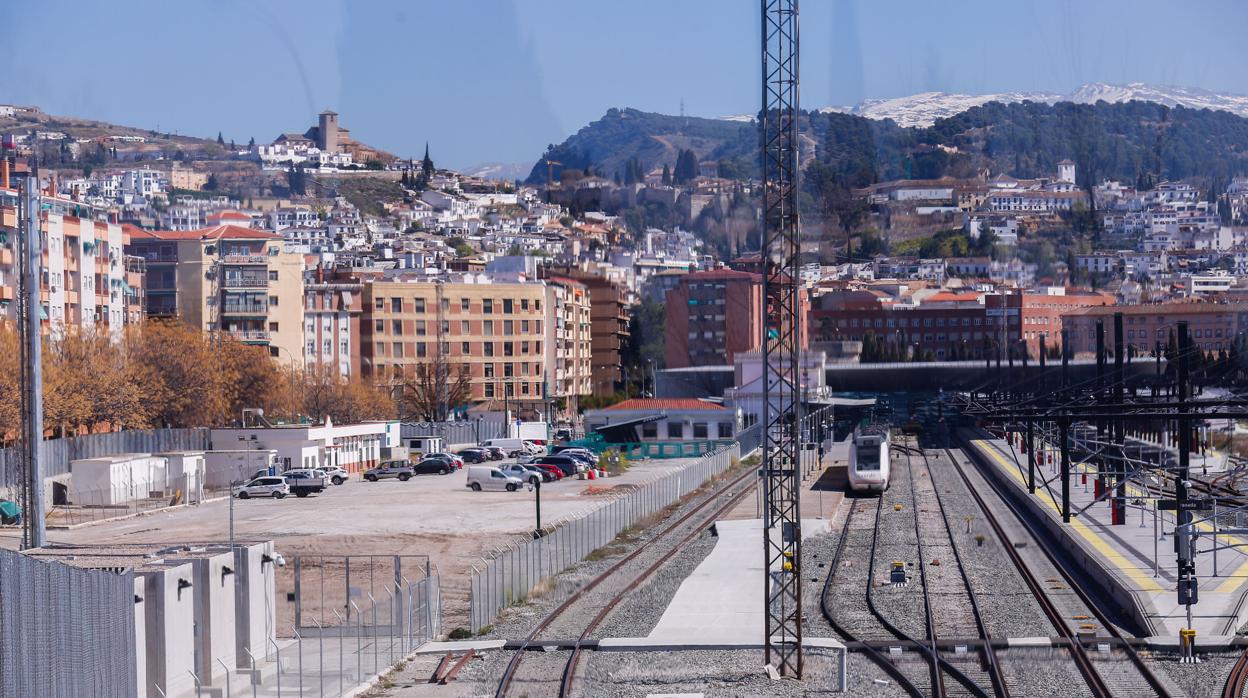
[664,269,809,368]
[1062,302,1248,356]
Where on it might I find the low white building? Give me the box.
[210,418,396,474]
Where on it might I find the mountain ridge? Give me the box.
[719,82,1248,128]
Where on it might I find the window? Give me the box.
[718,422,733,438]
[461,341,470,354]
[504,341,514,356]
[504,320,513,334]
[503,298,513,313]
[416,342,427,358]
[269,322,278,331]
[416,320,427,336]
[668,422,683,439]
[442,320,450,334]
[268,270,278,281]
[642,422,657,439]
[693,423,708,439]
[391,298,402,313]
[483,299,494,314]
[521,299,529,311]
[484,363,495,378]
[461,298,470,311]
[484,320,494,336]
[392,320,402,335]
[414,298,426,313]
[392,342,403,358]
[461,320,470,334]
[522,320,530,333]
[269,295,278,306]
[484,342,495,357]
[375,297,384,310]
[521,341,529,354]
[484,383,495,398]
[375,319,383,332]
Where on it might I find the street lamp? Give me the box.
[526,480,543,538]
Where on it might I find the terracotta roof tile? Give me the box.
[605,398,726,412]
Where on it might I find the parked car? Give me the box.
[515,452,537,464]
[364,461,415,482]
[322,466,349,485]
[412,458,455,475]
[499,463,546,485]
[426,452,465,470]
[484,446,506,461]
[533,455,581,477]
[466,465,524,492]
[554,428,572,441]
[457,448,490,464]
[560,449,599,467]
[236,477,289,499]
[283,469,329,497]
[521,440,546,456]
[532,463,565,481]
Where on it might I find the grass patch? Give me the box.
[447,627,472,640]
[477,624,494,636]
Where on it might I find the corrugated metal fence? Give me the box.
[401,420,504,448]
[469,442,742,632]
[0,549,137,698]
[0,428,210,488]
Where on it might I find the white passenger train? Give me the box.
[848,424,891,493]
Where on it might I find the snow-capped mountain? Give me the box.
[721,83,1248,128]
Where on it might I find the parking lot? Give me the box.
[2,454,709,630]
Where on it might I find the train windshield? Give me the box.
[856,444,881,471]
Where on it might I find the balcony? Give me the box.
[223,276,269,289]
[227,329,271,343]
[222,254,269,265]
[221,301,269,315]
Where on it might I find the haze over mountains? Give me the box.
[720,82,1248,129]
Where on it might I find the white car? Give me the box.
[322,466,349,485]
[466,465,524,492]
[236,476,289,499]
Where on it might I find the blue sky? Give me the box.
[5,0,1248,168]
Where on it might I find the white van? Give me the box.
[466,465,524,492]
[480,438,541,458]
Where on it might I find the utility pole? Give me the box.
[761,0,803,678]
[19,171,45,549]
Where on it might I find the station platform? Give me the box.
[606,517,830,647]
[963,434,1248,638]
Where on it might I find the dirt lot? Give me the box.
[0,457,704,633]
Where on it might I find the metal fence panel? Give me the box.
[401,420,504,449]
[0,427,210,488]
[468,440,743,632]
[0,549,137,698]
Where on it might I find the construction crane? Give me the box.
[760,0,803,678]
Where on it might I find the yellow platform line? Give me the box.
[972,440,1164,593]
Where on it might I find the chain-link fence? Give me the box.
[468,441,743,632]
[0,549,137,698]
[48,482,233,527]
[0,427,210,488]
[262,573,440,697]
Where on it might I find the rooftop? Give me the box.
[605,398,727,412]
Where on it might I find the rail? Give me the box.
[949,441,1172,698]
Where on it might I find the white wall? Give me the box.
[203,450,278,489]
[142,564,196,698]
[233,542,277,669]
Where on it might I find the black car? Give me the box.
[562,451,597,468]
[458,448,490,464]
[485,446,506,461]
[413,458,454,475]
[534,455,581,477]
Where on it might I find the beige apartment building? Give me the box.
[0,189,144,339]
[546,277,593,414]
[362,278,569,413]
[127,224,304,364]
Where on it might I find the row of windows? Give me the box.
[372,318,542,336]
[372,296,542,314]
[833,316,998,329]
[373,340,543,358]
[638,421,733,439]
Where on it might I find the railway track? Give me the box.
[821,439,993,698]
[949,442,1173,698]
[493,458,758,698]
[1223,648,1248,698]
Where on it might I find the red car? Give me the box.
[534,463,564,480]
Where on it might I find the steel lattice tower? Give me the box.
[761,0,803,678]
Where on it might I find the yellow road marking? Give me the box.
[972,440,1164,593]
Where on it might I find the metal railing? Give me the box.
[468,441,744,632]
[47,481,232,528]
[270,574,441,697]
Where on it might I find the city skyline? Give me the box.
[6,0,1248,168]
